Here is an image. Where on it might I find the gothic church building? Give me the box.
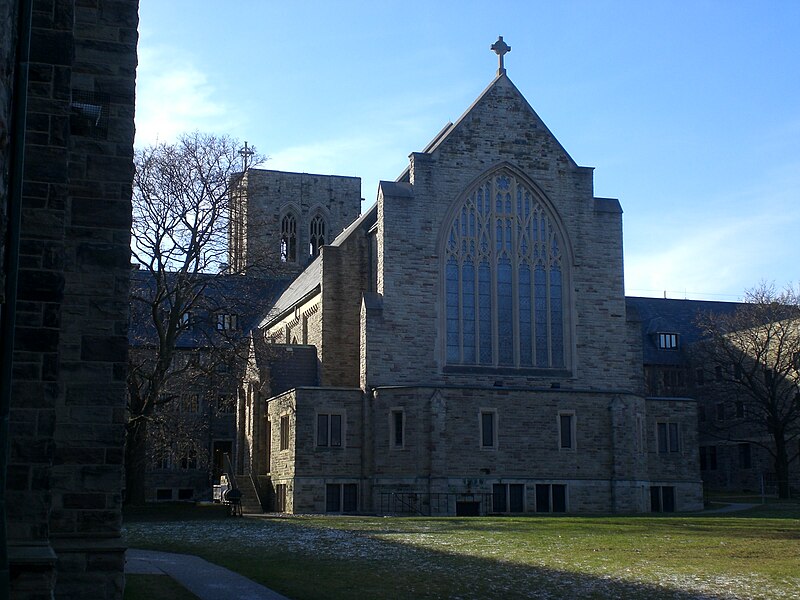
[235,40,701,515]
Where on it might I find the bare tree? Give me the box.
[695,283,800,498]
[126,132,265,504]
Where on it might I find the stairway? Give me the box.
[239,476,263,514]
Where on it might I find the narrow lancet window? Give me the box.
[309,214,326,258]
[280,213,297,262]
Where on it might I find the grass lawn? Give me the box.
[124,504,800,599]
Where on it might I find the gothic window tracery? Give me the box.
[444,171,566,369]
[280,213,297,262]
[309,214,326,258]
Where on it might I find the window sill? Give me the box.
[444,365,572,377]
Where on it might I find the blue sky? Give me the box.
[135,1,800,301]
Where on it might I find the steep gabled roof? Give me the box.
[396,73,579,185]
[260,257,323,328]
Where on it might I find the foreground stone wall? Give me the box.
[5,1,138,598]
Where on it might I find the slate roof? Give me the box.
[259,257,322,328]
[129,269,293,349]
[626,296,741,366]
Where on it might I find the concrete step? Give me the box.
[239,478,263,514]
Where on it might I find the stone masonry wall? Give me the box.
[366,387,649,514]
[368,76,633,395]
[319,235,369,387]
[267,388,363,513]
[645,397,703,510]
[240,169,361,275]
[6,1,138,598]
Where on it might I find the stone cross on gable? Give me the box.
[491,36,511,76]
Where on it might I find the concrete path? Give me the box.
[126,548,290,600]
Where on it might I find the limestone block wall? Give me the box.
[366,386,649,513]
[645,397,703,510]
[319,238,369,387]
[239,169,361,273]
[6,1,138,598]
[369,76,635,394]
[265,391,298,494]
[266,388,363,513]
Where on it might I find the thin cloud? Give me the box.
[135,46,236,146]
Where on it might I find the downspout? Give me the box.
[1,0,33,592]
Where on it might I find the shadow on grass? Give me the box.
[122,511,800,600]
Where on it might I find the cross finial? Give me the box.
[491,36,511,76]
[238,141,255,172]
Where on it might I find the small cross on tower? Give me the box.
[238,141,254,172]
[491,36,511,76]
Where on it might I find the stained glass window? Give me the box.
[444,171,566,368]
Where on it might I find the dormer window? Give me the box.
[658,333,679,350]
[216,313,238,331]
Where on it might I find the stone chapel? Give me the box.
[235,38,702,515]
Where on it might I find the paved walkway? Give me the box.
[126,548,290,600]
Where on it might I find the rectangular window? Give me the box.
[390,409,404,448]
[650,486,675,512]
[317,413,343,447]
[179,448,197,470]
[716,402,726,421]
[700,445,718,471]
[279,415,290,451]
[274,484,287,512]
[326,483,357,513]
[480,410,497,449]
[695,368,704,386]
[558,412,575,450]
[180,394,199,413]
[493,483,525,513]
[178,488,194,501]
[535,484,567,513]
[735,401,744,419]
[180,312,192,329]
[156,488,173,501]
[738,443,752,469]
[658,333,679,349]
[657,422,679,454]
[217,313,238,331]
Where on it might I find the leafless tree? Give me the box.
[126,132,265,504]
[695,283,800,498]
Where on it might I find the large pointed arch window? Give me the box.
[309,214,326,258]
[444,172,567,369]
[280,213,297,262]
